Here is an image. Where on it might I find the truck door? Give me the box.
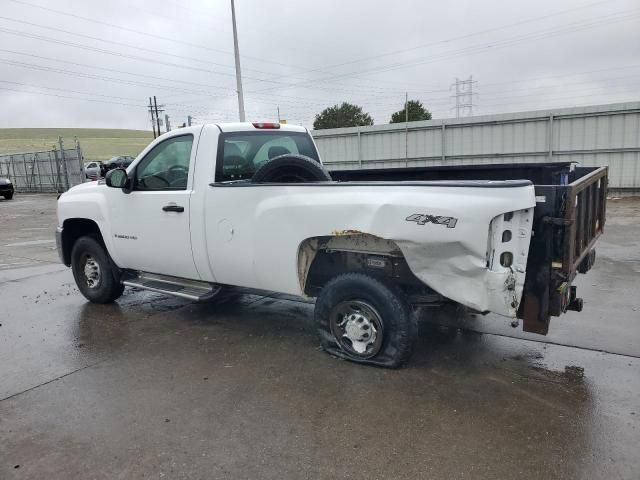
[107,133,200,280]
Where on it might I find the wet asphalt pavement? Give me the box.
[0,194,639,479]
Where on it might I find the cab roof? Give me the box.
[215,122,307,133]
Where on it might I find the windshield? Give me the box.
[216,131,319,182]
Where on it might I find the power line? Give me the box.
[5,0,626,95]
[0,57,224,97]
[285,0,620,78]
[248,9,640,95]
[167,73,640,118]
[4,0,316,73]
[464,64,640,92]
[0,48,235,93]
[5,0,230,54]
[0,79,140,101]
[357,10,640,77]
[6,7,633,103]
[0,14,344,85]
[0,15,239,70]
[160,68,640,113]
[0,85,143,107]
[0,26,330,88]
[0,26,419,98]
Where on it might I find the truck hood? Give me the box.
[61,180,103,196]
[57,180,108,228]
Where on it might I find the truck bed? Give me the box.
[330,162,608,334]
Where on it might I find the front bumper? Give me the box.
[0,184,14,195]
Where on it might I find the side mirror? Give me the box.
[105,168,129,189]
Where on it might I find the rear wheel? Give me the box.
[314,273,415,368]
[71,236,124,303]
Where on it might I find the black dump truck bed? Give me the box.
[330,162,608,334]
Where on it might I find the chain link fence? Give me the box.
[0,138,85,193]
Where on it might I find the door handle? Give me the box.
[162,204,184,212]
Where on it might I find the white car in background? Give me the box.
[84,162,101,180]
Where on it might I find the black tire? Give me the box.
[3,193,13,200]
[251,154,332,183]
[71,236,124,303]
[314,273,416,368]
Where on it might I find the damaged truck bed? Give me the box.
[331,162,608,335]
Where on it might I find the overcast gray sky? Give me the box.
[0,0,638,130]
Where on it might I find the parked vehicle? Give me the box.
[100,156,134,177]
[84,162,102,180]
[0,177,14,199]
[56,122,607,367]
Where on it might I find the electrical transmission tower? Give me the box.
[451,76,477,118]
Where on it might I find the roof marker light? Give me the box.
[252,122,280,129]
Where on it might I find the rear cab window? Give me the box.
[215,131,319,182]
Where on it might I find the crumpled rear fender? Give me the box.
[286,185,536,317]
[214,182,536,318]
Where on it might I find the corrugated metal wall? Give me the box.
[312,102,640,191]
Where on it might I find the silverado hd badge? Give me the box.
[406,213,458,228]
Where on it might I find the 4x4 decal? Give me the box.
[406,213,458,229]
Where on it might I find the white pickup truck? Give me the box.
[56,122,607,367]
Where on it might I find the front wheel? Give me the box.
[3,193,13,200]
[71,236,124,303]
[314,273,415,368]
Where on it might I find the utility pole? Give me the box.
[230,0,246,122]
[450,76,476,118]
[153,96,164,135]
[277,105,280,123]
[405,92,409,166]
[405,92,409,123]
[148,97,157,138]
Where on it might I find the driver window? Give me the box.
[135,135,193,190]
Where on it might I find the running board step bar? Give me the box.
[122,272,220,301]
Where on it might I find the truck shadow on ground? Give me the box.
[73,287,591,394]
[183,290,589,384]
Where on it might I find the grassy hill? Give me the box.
[0,128,154,161]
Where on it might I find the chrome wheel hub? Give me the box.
[343,313,376,353]
[83,255,101,289]
[330,300,383,359]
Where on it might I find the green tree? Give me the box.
[313,102,374,130]
[389,100,432,123]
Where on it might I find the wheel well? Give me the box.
[60,218,104,266]
[298,234,436,300]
